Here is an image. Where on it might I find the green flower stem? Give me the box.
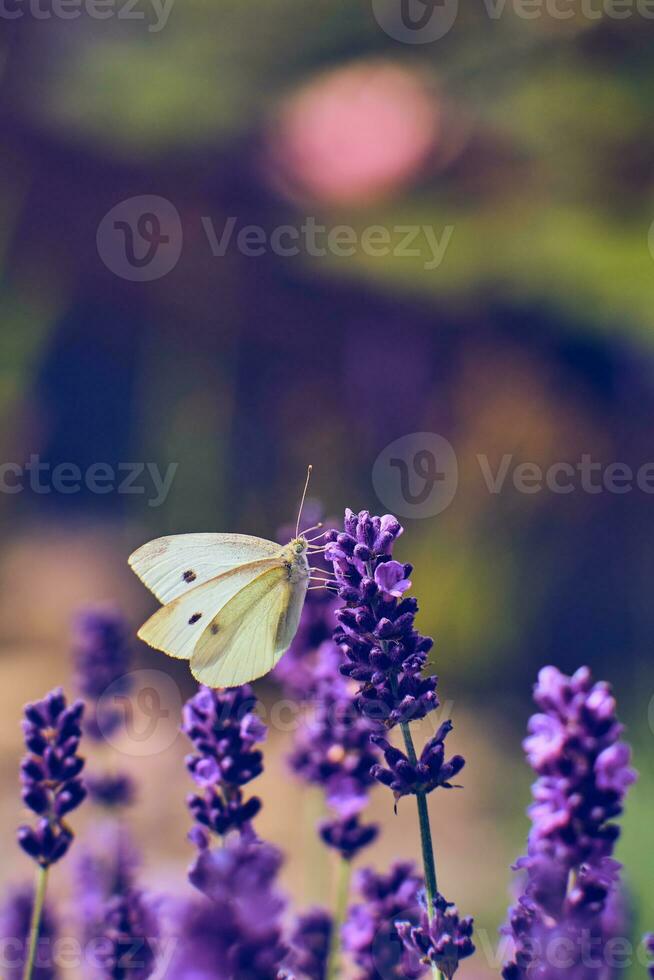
[400,721,443,980]
[22,864,48,980]
[326,856,352,980]
[400,721,438,914]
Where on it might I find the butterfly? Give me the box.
[128,467,333,688]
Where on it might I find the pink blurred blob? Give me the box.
[267,61,440,207]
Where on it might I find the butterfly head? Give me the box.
[283,536,310,583]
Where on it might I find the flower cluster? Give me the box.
[184,835,287,980]
[85,772,136,809]
[325,510,438,728]
[290,644,380,861]
[646,934,654,978]
[182,684,267,845]
[73,608,132,740]
[18,688,87,867]
[523,666,636,866]
[98,889,159,980]
[0,884,58,980]
[75,821,141,950]
[502,666,637,980]
[371,721,465,803]
[398,895,475,980]
[284,908,332,980]
[343,862,425,980]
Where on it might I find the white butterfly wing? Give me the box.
[191,565,308,688]
[137,559,280,661]
[128,533,280,604]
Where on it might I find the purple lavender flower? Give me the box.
[98,890,159,980]
[374,561,412,600]
[398,894,475,980]
[645,935,654,978]
[17,688,87,867]
[85,772,136,809]
[324,509,438,728]
[285,909,332,980]
[523,666,636,866]
[343,862,425,980]
[0,884,58,980]
[182,685,266,844]
[318,814,378,860]
[73,608,132,740]
[289,643,380,860]
[75,822,140,949]
[290,646,380,812]
[371,721,465,803]
[502,666,637,980]
[183,835,287,980]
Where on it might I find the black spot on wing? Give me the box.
[188,613,202,625]
[183,570,197,583]
[210,624,219,635]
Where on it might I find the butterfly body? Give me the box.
[129,532,311,688]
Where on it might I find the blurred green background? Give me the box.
[0,0,653,975]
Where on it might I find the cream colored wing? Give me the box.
[137,559,280,660]
[128,533,281,604]
[190,565,307,688]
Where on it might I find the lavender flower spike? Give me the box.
[524,665,636,865]
[185,835,288,980]
[73,608,132,740]
[398,895,475,980]
[502,666,637,980]
[324,509,438,728]
[645,934,654,979]
[182,684,266,845]
[343,862,425,980]
[285,908,332,980]
[98,890,159,980]
[290,643,380,861]
[371,721,465,803]
[18,688,87,867]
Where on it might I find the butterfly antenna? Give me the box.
[296,464,313,539]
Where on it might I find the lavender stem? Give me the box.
[400,721,443,980]
[400,721,438,913]
[22,865,47,980]
[326,856,351,980]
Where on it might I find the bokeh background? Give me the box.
[1,0,653,976]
